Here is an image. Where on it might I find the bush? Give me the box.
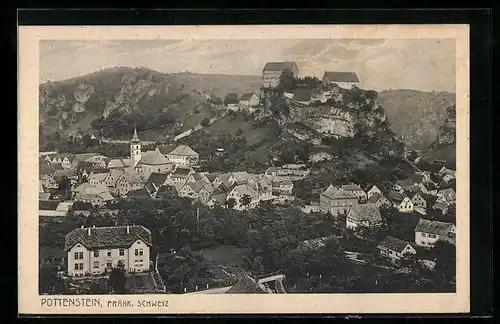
[200,117,210,127]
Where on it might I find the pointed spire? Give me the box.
[131,126,140,143]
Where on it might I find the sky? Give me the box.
[39,39,456,92]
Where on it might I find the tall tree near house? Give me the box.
[278,68,296,91]
[58,176,72,198]
[108,261,127,294]
[240,194,252,209]
[223,92,239,105]
[225,197,237,209]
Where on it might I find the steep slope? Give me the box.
[39,67,261,139]
[377,89,456,149]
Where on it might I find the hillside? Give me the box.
[378,89,456,149]
[39,67,261,140]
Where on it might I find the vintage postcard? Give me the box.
[18,24,469,314]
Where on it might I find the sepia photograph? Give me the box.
[18,24,470,314]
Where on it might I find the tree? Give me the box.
[239,194,252,209]
[209,94,223,105]
[200,117,210,127]
[225,197,237,209]
[278,69,296,91]
[108,261,127,294]
[224,92,239,105]
[431,240,456,283]
[57,176,72,198]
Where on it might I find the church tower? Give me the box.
[130,127,141,167]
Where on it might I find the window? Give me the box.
[79,263,84,270]
[106,262,112,269]
[93,251,99,257]
[79,252,83,259]
[135,249,138,256]
[119,249,125,256]
[93,261,99,269]
[74,263,79,270]
[138,249,144,256]
[107,250,112,257]
[74,252,79,259]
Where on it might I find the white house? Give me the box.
[166,145,199,167]
[346,203,383,229]
[238,93,260,109]
[387,191,414,213]
[414,218,456,248]
[377,236,417,264]
[366,185,382,199]
[322,71,359,89]
[261,61,299,88]
[227,184,260,210]
[64,225,152,277]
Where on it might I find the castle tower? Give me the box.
[130,127,141,167]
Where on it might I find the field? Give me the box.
[200,245,252,266]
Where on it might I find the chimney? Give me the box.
[81,225,84,229]
[127,225,130,234]
[92,225,95,228]
[88,227,91,236]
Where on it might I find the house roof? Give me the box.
[387,190,407,204]
[342,184,363,192]
[39,200,60,210]
[292,88,312,102]
[73,182,107,194]
[321,185,357,200]
[88,172,108,182]
[91,168,110,175]
[368,192,387,204]
[410,174,424,184]
[77,161,96,171]
[209,194,227,205]
[415,219,454,236]
[239,93,255,101]
[438,188,456,202]
[107,158,132,168]
[53,169,76,179]
[232,171,250,183]
[39,192,52,201]
[225,275,266,294]
[323,71,359,83]
[347,204,382,222]
[205,174,218,183]
[168,145,199,156]
[119,172,148,185]
[231,184,258,198]
[139,150,172,165]
[377,236,413,253]
[432,201,449,212]
[39,163,59,176]
[171,167,193,176]
[146,172,169,188]
[187,180,209,193]
[396,178,415,188]
[156,144,177,155]
[127,187,151,199]
[64,225,152,251]
[262,61,297,73]
[74,153,100,163]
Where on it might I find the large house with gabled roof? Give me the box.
[320,184,359,215]
[166,145,199,167]
[64,225,152,277]
[261,61,299,88]
[322,71,359,89]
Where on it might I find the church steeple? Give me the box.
[131,126,140,143]
[130,126,141,167]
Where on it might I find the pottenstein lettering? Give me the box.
[41,297,102,308]
[137,300,169,308]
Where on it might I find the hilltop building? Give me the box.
[261,61,299,88]
[322,71,359,89]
